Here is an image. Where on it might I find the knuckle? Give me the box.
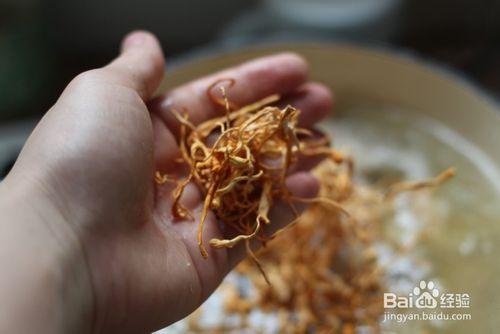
[69,69,105,91]
[73,69,102,84]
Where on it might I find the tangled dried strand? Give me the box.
[384,167,455,200]
[154,79,455,332]
[164,79,347,259]
[195,163,454,333]
[223,161,384,333]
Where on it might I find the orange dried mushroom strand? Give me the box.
[215,163,454,332]
[163,79,347,259]
[384,167,455,200]
[167,81,457,331]
[219,160,383,332]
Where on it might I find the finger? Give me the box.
[151,113,184,210]
[150,80,331,182]
[10,32,166,230]
[104,30,165,100]
[288,127,331,174]
[151,113,181,174]
[279,82,333,128]
[267,172,319,232]
[156,172,318,300]
[288,154,327,174]
[159,184,229,301]
[150,52,308,137]
[226,172,319,268]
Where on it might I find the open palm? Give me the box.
[6,31,332,333]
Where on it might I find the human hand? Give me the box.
[0,31,332,333]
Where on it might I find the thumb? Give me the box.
[5,31,165,213]
[104,30,165,100]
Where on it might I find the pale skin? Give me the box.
[0,31,333,333]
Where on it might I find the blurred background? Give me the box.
[1,0,499,177]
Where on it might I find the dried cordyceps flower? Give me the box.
[384,167,455,200]
[223,160,385,333]
[201,162,454,333]
[162,79,347,262]
[156,79,454,332]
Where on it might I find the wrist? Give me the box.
[0,176,94,334]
